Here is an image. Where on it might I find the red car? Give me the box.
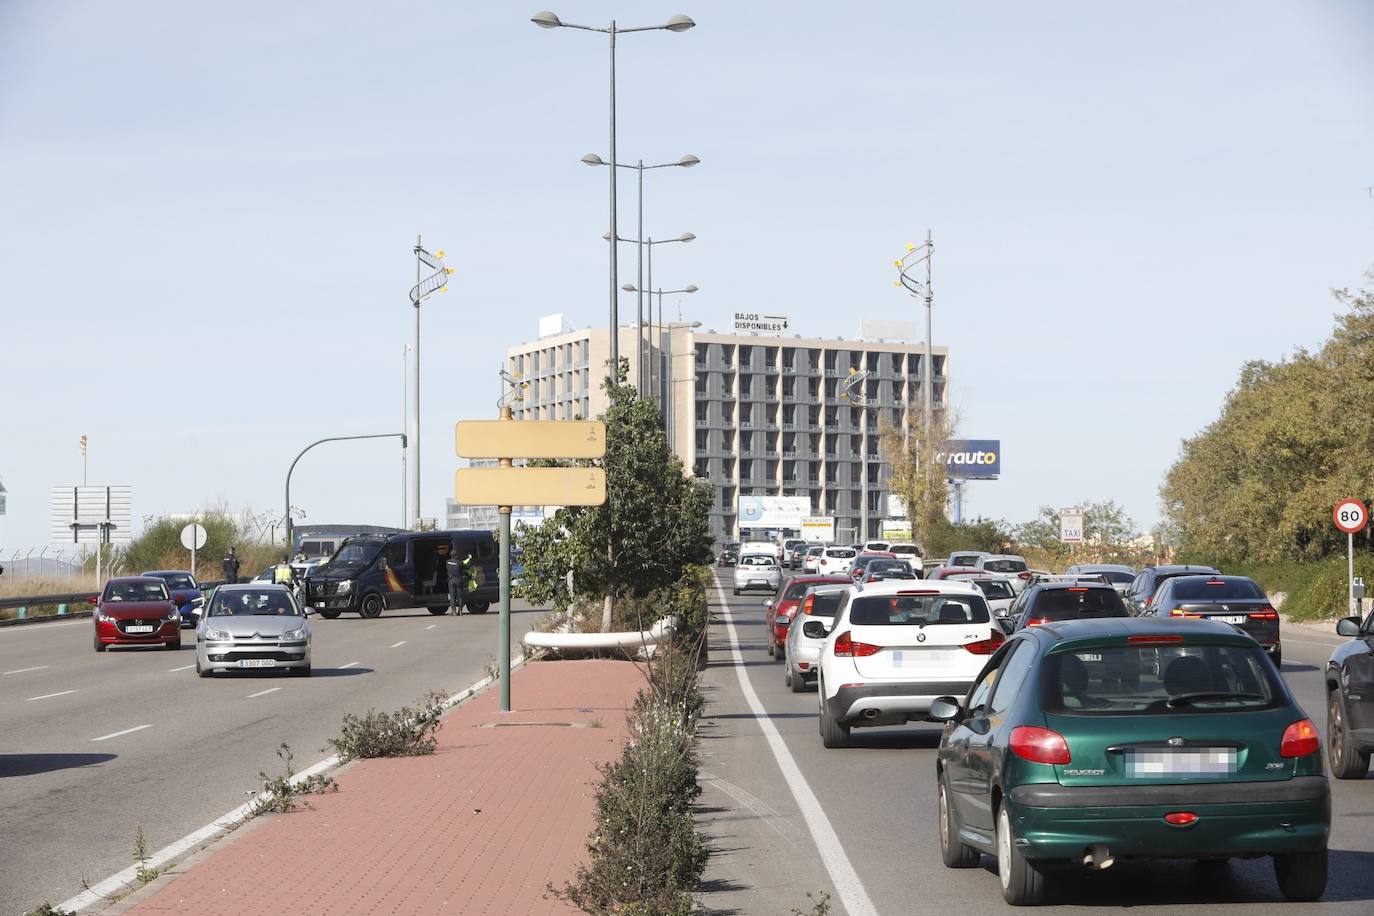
[765,574,850,659]
[92,576,182,651]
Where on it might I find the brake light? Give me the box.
[1143,596,1153,607]
[1249,608,1278,620]
[1204,578,1227,586]
[1127,634,1184,645]
[1169,609,1203,618]
[1010,726,1071,765]
[1067,587,1088,592]
[1026,616,1052,627]
[802,595,815,615]
[831,631,879,657]
[1018,571,1032,580]
[963,630,1005,655]
[897,589,939,596]
[1280,719,1320,758]
[1164,812,1198,827]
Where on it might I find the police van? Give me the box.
[303,529,497,618]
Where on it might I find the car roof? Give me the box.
[1069,564,1134,573]
[1030,580,1118,592]
[1024,616,1256,646]
[1161,574,1257,585]
[217,583,291,592]
[1150,564,1219,574]
[106,576,166,584]
[981,554,1025,561]
[141,569,194,577]
[786,574,850,583]
[856,579,980,597]
[804,582,853,594]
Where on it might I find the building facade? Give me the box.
[506,323,948,545]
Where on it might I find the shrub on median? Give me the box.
[326,690,447,762]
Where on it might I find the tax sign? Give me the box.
[1334,498,1368,535]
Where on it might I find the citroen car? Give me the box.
[93,576,182,651]
[196,584,314,677]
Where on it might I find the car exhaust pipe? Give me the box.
[1083,845,1114,870]
[862,708,880,719]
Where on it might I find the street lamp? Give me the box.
[533,10,696,378]
[606,229,695,398]
[895,231,934,438]
[409,239,453,529]
[285,433,407,563]
[623,282,698,418]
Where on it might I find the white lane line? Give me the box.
[246,687,281,698]
[339,661,359,669]
[168,664,195,672]
[4,665,50,675]
[390,640,406,648]
[712,579,879,916]
[425,624,437,630]
[1283,636,1343,648]
[1,620,84,633]
[92,724,152,742]
[58,650,542,916]
[26,689,77,701]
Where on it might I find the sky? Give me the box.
[2,0,1372,552]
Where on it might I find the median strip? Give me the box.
[93,724,152,742]
[246,687,282,698]
[26,689,77,701]
[4,665,50,675]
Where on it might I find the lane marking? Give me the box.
[26,689,77,701]
[712,579,878,916]
[1283,636,1343,648]
[0,620,85,634]
[4,665,50,675]
[339,661,359,669]
[390,640,406,648]
[425,624,437,631]
[168,664,195,672]
[92,724,152,742]
[58,649,542,916]
[246,687,281,698]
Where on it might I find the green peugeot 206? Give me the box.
[931,617,1329,906]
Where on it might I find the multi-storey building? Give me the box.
[505,322,948,545]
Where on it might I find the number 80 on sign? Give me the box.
[1334,498,1368,535]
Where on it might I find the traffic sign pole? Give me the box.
[498,404,513,714]
[1350,531,1355,617]
[1333,498,1368,617]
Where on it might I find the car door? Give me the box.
[1124,571,1148,615]
[379,538,412,608]
[1346,612,1374,733]
[943,644,1013,830]
[963,641,1035,832]
[1149,579,1173,618]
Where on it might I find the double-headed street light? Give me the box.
[532,10,696,377]
[584,153,699,394]
[622,282,697,415]
[606,229,695,395]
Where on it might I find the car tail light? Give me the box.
[1010,726,1071,765]
[1164,812,1198,826]
[801,595,815,615]
[87,596,99,606]
[174,594,188,605]
[1127,634,1185,645]
[1169,609,1202,618]
[1026,616,1052,627]
[1249,608,1278,620]
[832,631,880,657]
[1067,587,1088,592]
[1018,571,1032,580]
[897,589,939,596]
[798,661,809,670]
[963,630,1005,655]
[1143,596,1153,608]
[1280,719,1320,758]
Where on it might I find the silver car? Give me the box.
[733,553,782,596]
[783,584,850,692]
[196,584,314,678]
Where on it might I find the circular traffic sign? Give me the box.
[1334,498,1368,535]
[180,523,208,551]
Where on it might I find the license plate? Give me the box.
[1215,615,1246,624]
[1125,748,1237,777]
[125,625,155,633]
[238,659,277,668]
[890,649,960,667]
[1080,653,1102,662]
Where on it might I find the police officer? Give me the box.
[447,549,476,614]
[223,547,240,584]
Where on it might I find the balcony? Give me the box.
[782,450,797,458]
[721,393,736,400]
[782,421,796,430]
[765,451,780,459]
[765,365,779,374]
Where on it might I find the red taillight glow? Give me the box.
[1164,812,1198,826]
[798,661,809,670]
[1204,578,1227,586]
[1280,719,1320,758]
[1249,608,1278,620]
[963,630,1006,655]
[897,589,939,596]
[802,595,815,615]
[1018,571,1032,580]
[1169,609,1203,618]
[1026,616,1053,627]
[1127,634,1185,645]
[1009,726,1071,765]
[831,631,880,657]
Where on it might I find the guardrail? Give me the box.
[0,580,229,624]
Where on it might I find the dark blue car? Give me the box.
[141,570,205,627]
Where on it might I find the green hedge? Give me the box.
[1227,556,1374,622]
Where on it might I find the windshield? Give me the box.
[950,554,981,567]
[299,540,335,559]
[330,539,383,565]
[1046,644,1282,715]
[209,589,302,617]
[148,573,196,590]
[1171,578,1266,600]
[850,592,991,625]
[983,559,1026,573]
[973,579,1015,600]
[740,555,776,567]
[1030,588,1126,615]
[105,580,170,602]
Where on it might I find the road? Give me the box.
[0,603,543,915]
[696,571,1374,915]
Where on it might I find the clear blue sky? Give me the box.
[2,0,1371,551]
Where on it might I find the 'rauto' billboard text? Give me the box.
[938,440,1001,479]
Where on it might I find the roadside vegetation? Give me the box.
[325,690,449,762]
[248,743,338,817]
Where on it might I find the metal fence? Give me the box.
[0,547,90,583]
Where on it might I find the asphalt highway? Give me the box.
[696,572,1374,915]
[0,602,543,915]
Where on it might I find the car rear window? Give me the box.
[950,555,980,567]
[1171,578,1265,600]
[151,573,196,590]
[850,593,991,626]
[1031,588,1126,616]
[889,545,921,556]
[740,555,775,567]
[825,548,856,559]
[973,580,1015,600]
[983,559,1027,573]
[1045,644,1284,715]
[783,581,815,600]
[807,592,846,617]
[1097,570,1134,585]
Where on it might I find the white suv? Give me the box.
[805,579,1004,748]
[815,546,858,576]
[887,542,924,573]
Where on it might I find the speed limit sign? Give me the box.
[1334,498,1368,535]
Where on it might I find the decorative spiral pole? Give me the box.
[408,239,454,529]
[894,231,934,438]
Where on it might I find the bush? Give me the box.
[1223,556,1374,622]
[250,743,338,816]
[326,691,447,762]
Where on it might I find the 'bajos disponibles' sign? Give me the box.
[732,312,791,333]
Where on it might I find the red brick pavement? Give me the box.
[126,660,645,916]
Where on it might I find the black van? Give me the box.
[303,529,498,618]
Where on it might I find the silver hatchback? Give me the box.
[733,553,782,596]
[196,584,314,678]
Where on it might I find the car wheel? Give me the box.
[290,664,312,678]
[93,634,106,653]
[789,666,806,693]
[1328,687,1371,779]
[196,659,212,678]
[1273,847,1327,902]
[767,641,776,659]
[733,588,740,596]
[360,594,384,619]
[466,601,490,614]
[939,779,980,868]
[997,803,1047,905]
[818,686,849,749]
[166,638,181,650]
[428,605,450,615]
[319,610,340,619]
[1271,644,1282,667]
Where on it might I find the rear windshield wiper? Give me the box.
[1166,691,1265,708]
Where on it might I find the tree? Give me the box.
[517,371,714,631]
[1012,500,1141,568]
[877,405,959,550]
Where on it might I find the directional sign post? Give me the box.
[455,414,607,711]
[1334,498,1368,616]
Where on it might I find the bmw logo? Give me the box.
[916,632,926,643]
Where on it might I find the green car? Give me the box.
[932,617,1329,906]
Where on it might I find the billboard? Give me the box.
[939,439,1001,479]
[737,495,810,530]
[50,486,133,544]
[800,516,834,542]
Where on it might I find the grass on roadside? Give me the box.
[325,690,447,762]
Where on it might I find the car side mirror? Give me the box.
[764,599,774,609]
[996,618,1015,635]
[928,696,963,723]
[1337,616,1362,637]
[303,606,317,616]
[87,595,99,606]
[802,620,829,639]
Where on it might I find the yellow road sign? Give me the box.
[454,467,607,507]
[455,420,606,459]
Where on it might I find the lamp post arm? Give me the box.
[285,433,406,559]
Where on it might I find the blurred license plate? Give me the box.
[238,659,277,668]
[1216,615,1246,624]
[1079,653,1102,661]
[1126,748,1236,777]
[125,625,154,633]
[890,649,959,667]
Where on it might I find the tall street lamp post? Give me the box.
[584,154,699,395]
[624,283,697,441]
[606,230,695,399]
[285,433,407,561]
[409,240,453,530]
[532,10,696,378]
